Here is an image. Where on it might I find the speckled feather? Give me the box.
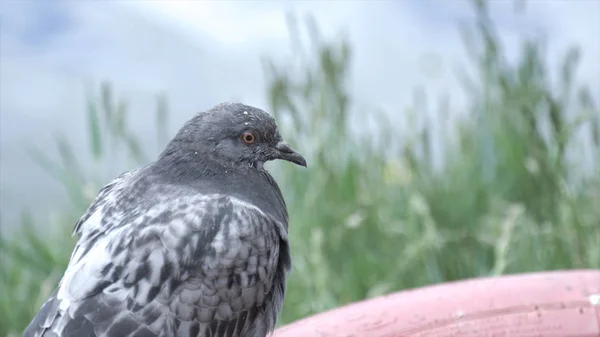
[23,103,295,337]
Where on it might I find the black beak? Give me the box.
[275,141,307,167]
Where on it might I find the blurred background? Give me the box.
[1,0,599,336]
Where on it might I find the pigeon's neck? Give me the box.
[150,150,289,225]
[155,146,248,178]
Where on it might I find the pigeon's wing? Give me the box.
[23,176,291,337]
[22,170,140,337]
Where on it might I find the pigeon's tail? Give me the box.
[22,289,62,337]
[22,290,99,337]
[22,287,160,337]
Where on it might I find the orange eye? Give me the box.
[241,131,257,144]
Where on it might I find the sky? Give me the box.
[0,0,599,232]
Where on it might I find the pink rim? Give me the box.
[274,270,600,337]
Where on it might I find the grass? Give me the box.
[1,1,598,336]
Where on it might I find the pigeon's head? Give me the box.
[164,102,307,169]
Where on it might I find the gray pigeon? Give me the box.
[23,102,306,337]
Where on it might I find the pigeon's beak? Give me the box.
[275,141,307,167]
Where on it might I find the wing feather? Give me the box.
[23,171,290,337]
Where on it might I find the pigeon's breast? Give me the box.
[187,172,287,225]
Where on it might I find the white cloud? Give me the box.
[117,1,290,46]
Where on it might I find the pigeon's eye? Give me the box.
[241,131,257,144]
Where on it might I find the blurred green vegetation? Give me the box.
[1,1,599,336]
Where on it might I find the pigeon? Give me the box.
[23,102,307,337]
